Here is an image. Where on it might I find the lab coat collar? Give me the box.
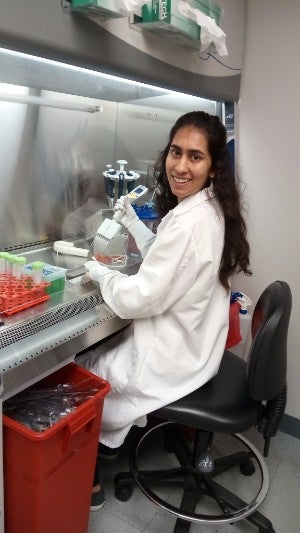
[173,184,215,215]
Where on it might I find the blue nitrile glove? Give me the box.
[84,260,111,282]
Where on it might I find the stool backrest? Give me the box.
[246,281,292,401]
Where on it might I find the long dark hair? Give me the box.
[154,111,252,290]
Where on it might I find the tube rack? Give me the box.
[0,274,50,316]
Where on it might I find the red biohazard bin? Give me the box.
[3,362,110,533]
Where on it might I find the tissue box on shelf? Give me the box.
[23,263,66,295]
[71,0,128,18]
[131,0,221,49]
[142,1,221,25]
[190,0,221,25]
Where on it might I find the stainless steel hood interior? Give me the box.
[0,47,222,251]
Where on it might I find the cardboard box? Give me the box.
[71,0,128,19]
[142,1,220,25]
[132,1,221,49]
[141,18,200,48]
[23,263,66,294]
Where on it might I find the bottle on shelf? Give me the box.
[230,292,252,360]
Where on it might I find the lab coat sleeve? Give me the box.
[97,213,216,319]
[128,218,156,258]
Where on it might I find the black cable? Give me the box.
[199,52,242,71]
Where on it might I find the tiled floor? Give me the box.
[88,426,300,533]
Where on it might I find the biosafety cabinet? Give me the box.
[0,0,245,527]
[0,48,224,391]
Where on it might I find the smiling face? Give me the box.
[165,125,214,201]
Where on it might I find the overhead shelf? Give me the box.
[68,0,222,52]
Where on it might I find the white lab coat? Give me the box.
[78,187,230,447]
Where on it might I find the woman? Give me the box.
[81,111,251,509]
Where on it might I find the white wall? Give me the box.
[236,0,300,419]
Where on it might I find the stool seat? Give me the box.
[155,351,260,434]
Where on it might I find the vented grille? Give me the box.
[0,293,104,349]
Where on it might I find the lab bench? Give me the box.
[0,240,140,529]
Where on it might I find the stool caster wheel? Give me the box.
[115,485,133,502]
[240,460,255,476]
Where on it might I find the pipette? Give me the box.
[95,184,148,255]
